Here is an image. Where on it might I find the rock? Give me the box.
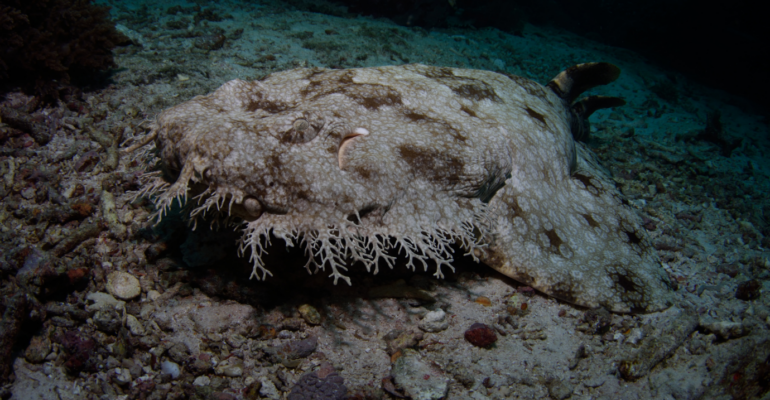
[266,336,318,366]
[215,358,243,377]
[114,367,133,385]
[11,358,75,400]
[392,349,449,400]
[20,187,35,199]
[24,335,51,363]
[244,380,262,400]
[418,309,449,332]
[148,297,258,357]
[282,318,303,331]
[137,334,159,350]
[582,307,611,334]
[383,329,423,355]
[85,292,124,313]
[474,296,492,306]
[105,356,121,369]
[153,299,257,335]
[122,358,142,378]
[193,375,211,387]
[226,333,246,349]
[93,309,121,333]
[546,378,574,400]
[506,292,530,317]
[619,309,698,380]
[14,248,64,296]
[126,314,145,336]
[106,271,141,300]
[259,377,281,400]
[114,331,130,360]
[626,327,645,344]
[222,365,243,377]
[287,368,347,400]
[161,360,181,379]
[101,191,127,238]
[695,334,770,399]
[167,343,190,363]
[699,319,751,339]
[55,330,98,374]
[188,355,213,375]
[147,290,161,302]
[464,323,497,348]
[298,304,322,325]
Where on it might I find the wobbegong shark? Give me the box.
[130,62,673,313]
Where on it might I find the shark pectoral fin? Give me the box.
[482,145,673,313]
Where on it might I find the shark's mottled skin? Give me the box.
[135,63,673,313]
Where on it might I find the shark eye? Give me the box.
[282,118,318,143]
[293,119,309,132]
[242,197,263,219]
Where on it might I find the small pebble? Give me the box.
[464,323,497,348]
[106,271,141,300]
[215,359,244,377]
[126,314,145,336]
[546,378,574,400]
[21,187,36,199]
[418,309,449,332]
[383,329,423,355]
[222,365,243,377]
[506,293,529,316]
[193,375,210,387]
[474,296,492,306]
[626,328,645,344]
[114,367,133,385]
[161,360,181,379]
[259,378,281,399]
[298,304,322,325]
[147,290,162,302]
[226,333,246,348]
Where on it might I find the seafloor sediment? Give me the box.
[1,0,769,399]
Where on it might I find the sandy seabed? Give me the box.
[2,0,769,399]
